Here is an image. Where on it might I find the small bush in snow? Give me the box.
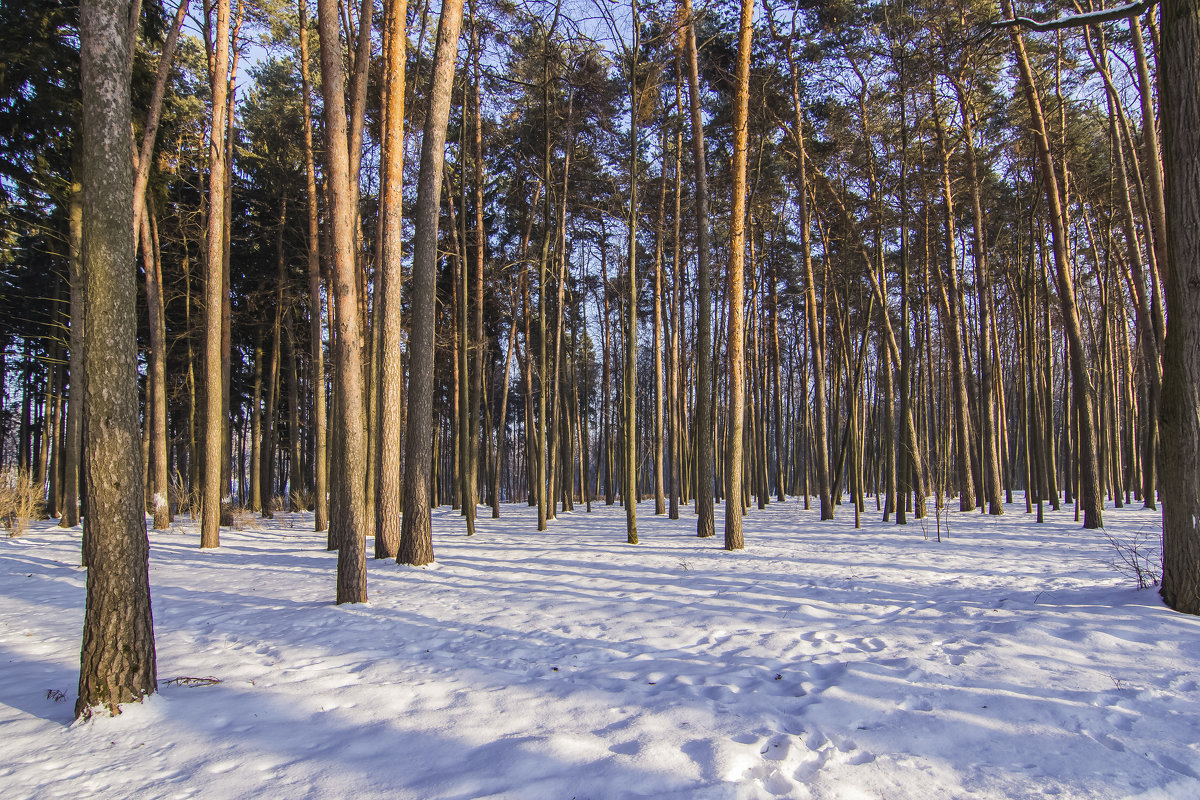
[1102,526,1161,590]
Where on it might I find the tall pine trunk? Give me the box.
[682,0,714,538]
[316,0,368,602]
[724,0,752,551]
[399,0,465,566]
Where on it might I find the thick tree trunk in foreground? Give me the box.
[1159,0,1200,614]
[76,0,156,719]
[316,0,367,603]
[400,0,465,566]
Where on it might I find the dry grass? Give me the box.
[1,470,43,537]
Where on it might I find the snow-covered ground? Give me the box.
[1,496,1197,799]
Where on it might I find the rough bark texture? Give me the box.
[1159,0,1200,614]
[316,0,368,603]
[375,0,407,560]
[400,0,465,566]
[76,0,157,719]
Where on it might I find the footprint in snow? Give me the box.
[900,696,934,712]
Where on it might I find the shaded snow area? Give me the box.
[2,498,1199,800]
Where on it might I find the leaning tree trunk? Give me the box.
[1159,0,1200,615]
[75,0,157,719]
[931,78,976,512]
[399,0,465,566]
[1002,0,1103,529]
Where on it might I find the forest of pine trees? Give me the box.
[1,0,1198,717]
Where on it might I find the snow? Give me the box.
[2,497,1199,799]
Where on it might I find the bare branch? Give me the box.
[992,0,1156,33]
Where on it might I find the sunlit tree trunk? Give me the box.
[316,0,368,601]
[375,0,407,558]
[723,0,752,551]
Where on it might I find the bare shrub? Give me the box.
[289,488,311,513]
[230,505,254,531]
[1102,525,1161,590]
[0,470,42,537]
[172,469,200,519]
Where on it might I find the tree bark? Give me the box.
[469,0,486,528]
[724,0,752,551]
[931,77,976,512]
[375,0,407,558]
[141,207,171,528]
[76,0,156,718]
[682,0,714,538]
[298,0,328,532]
[61,171,84,530]
[399,0,465,566]
[200,0,230,548]
[316,0,368,602]
[1159,0,1200,614]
